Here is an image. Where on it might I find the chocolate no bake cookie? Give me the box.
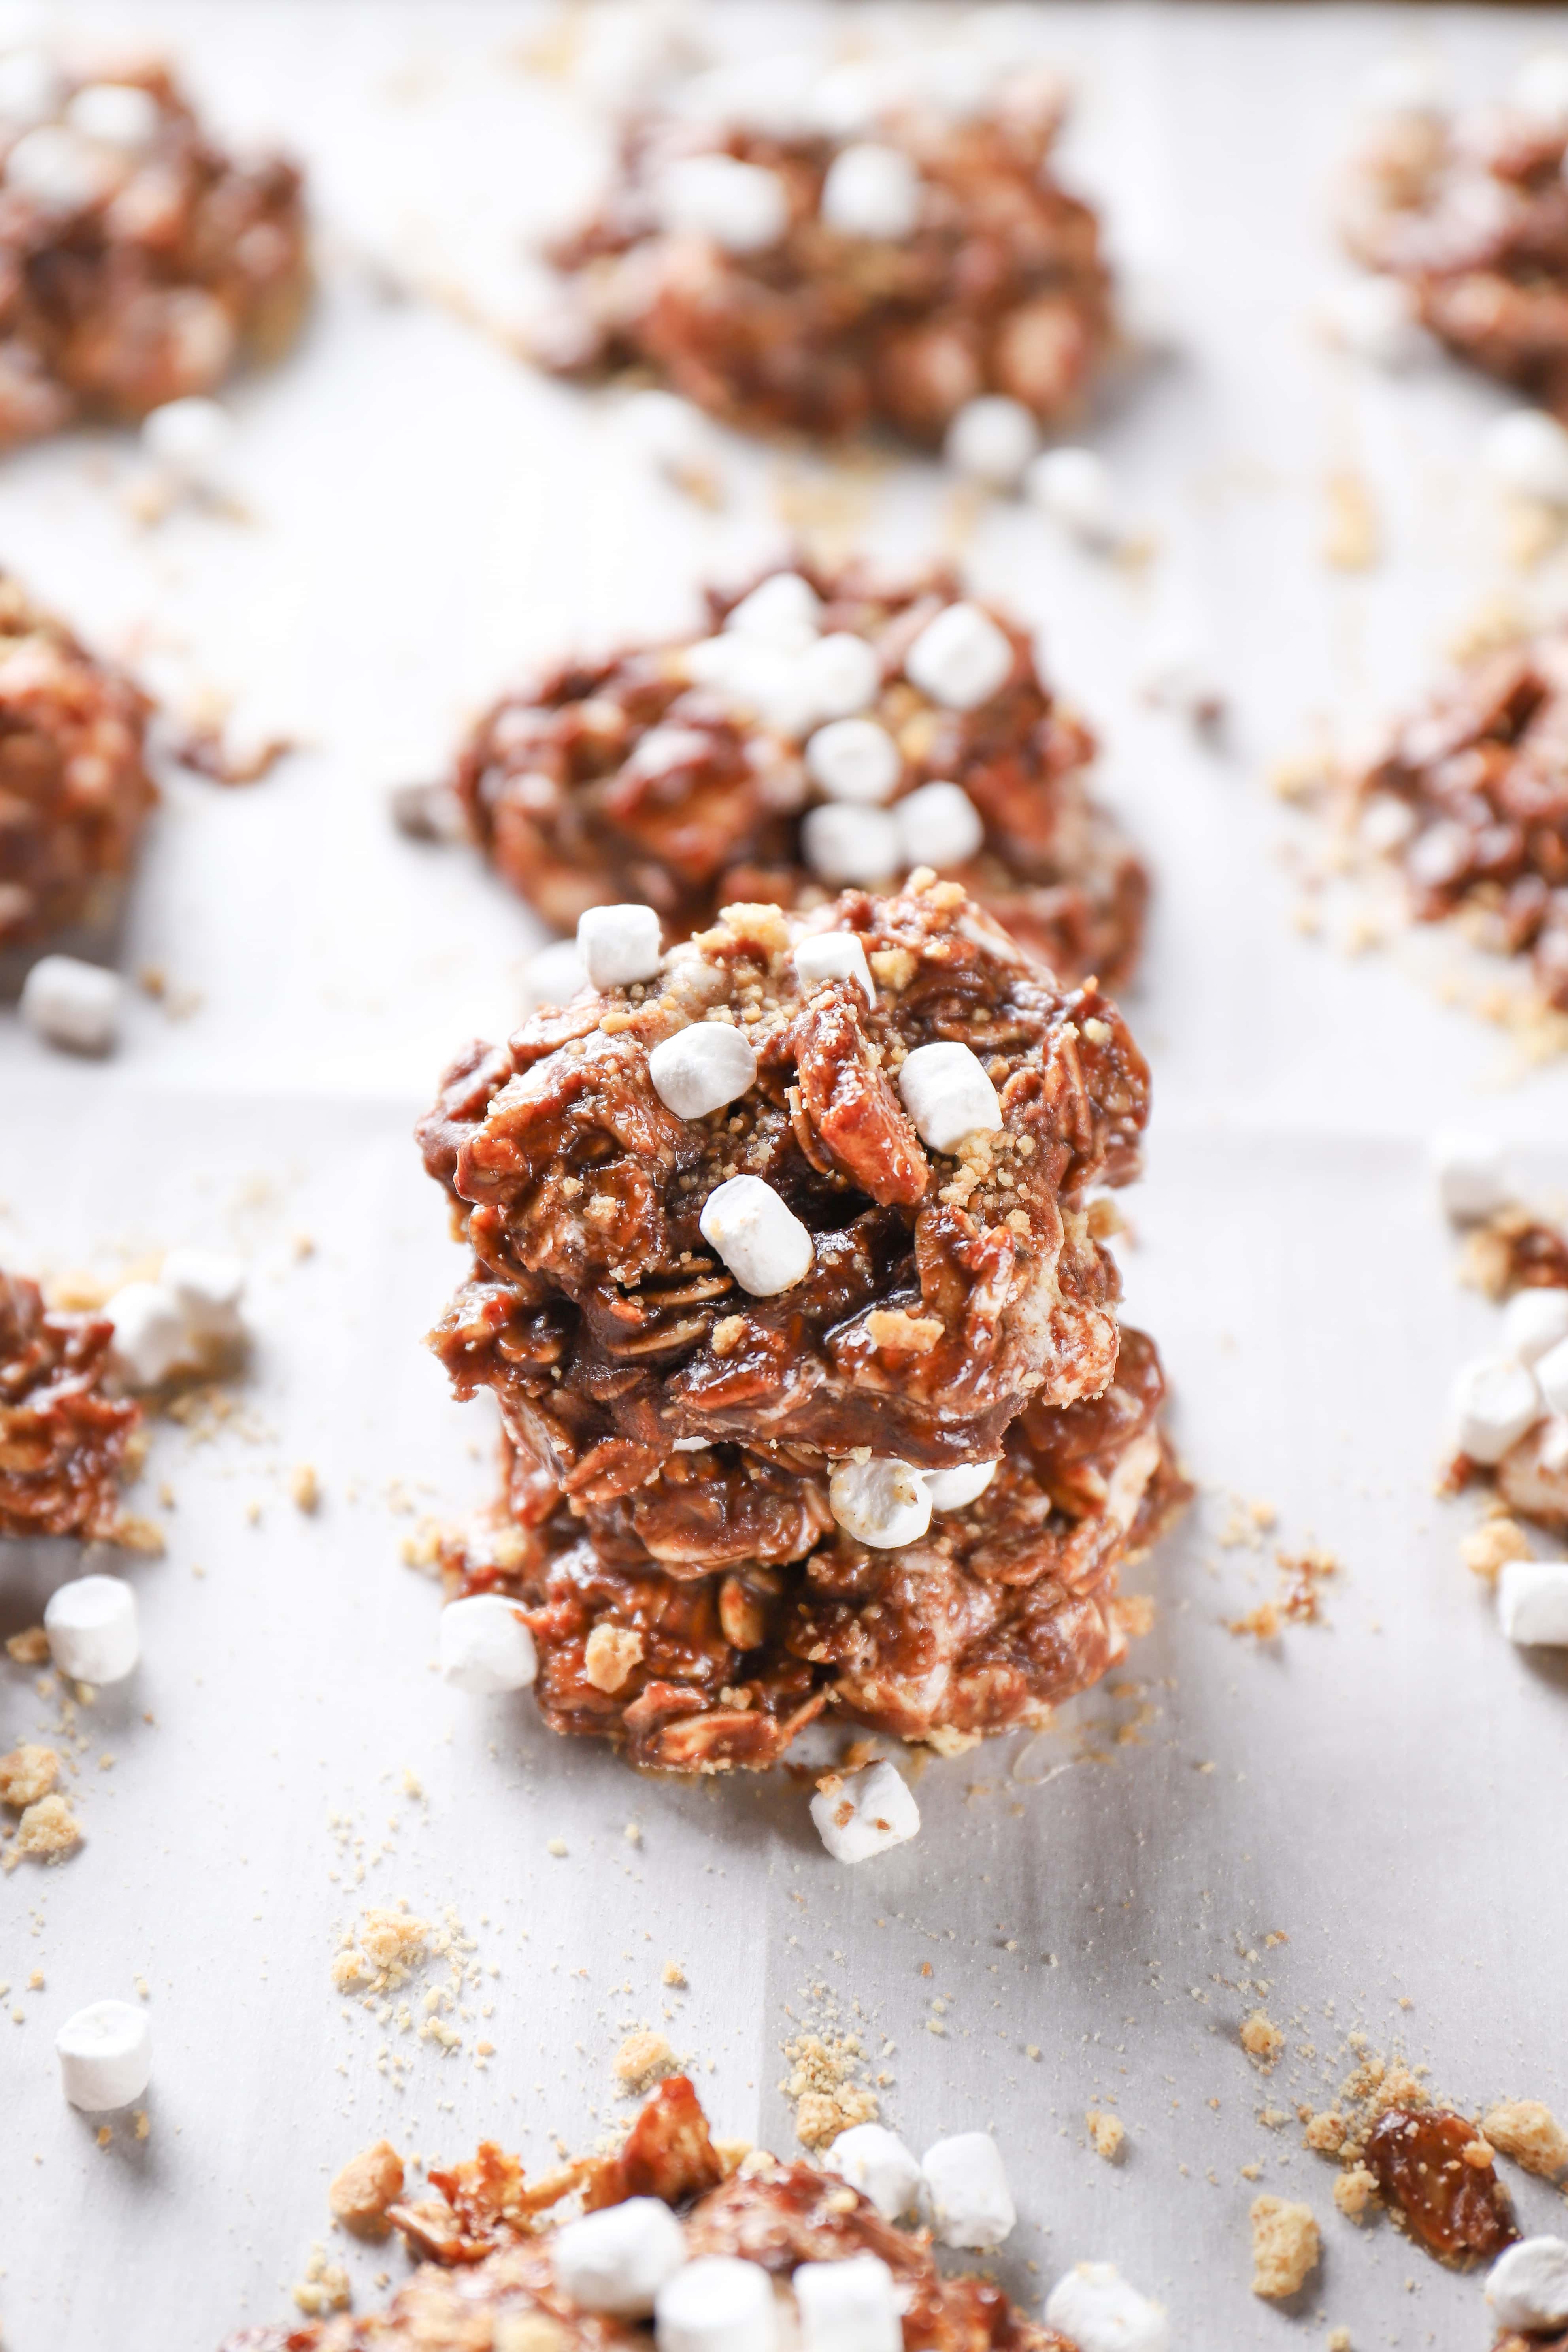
[453,562,1146,994]
[537,62,1111,447]
[0,51,308,446]
[0,1268,141,1540]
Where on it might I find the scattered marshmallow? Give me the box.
[725,572,821,651]
[1025,445,1118,545]
[521,940,591,1013]
[1539,1337,1568,1416]
[649,1023,758,1120]
[4,124,115,208]
[904,602,1014,712]
[19,955,123,1054]
[1044,2262,1170,2352]
[658,153,790,254]
[699,1175,814,1297]
[825,2122,923,2220]
[577,903,662,990]
[620,388,721,493]
[794,932,876,1003]
[1512,53,1568,129]
[800,802,901,888]
[161,1249,247,1348]
[805,717,901,805]
[56,1999,152,2111]
[66,83,161,150]
[1487,2236,1568,2332]
[944,395,1038,490]
[141,395,233,490]
[1139,620,1225,726]
[797,631,880,722]
[810,1758,921,1864]
[1482,409,1568,508]
[553,2196,687,2317]
[1498,1560,1568,1649]
[654,2252,776,2351]
[920,2133,1015,2250]
[1355,54,1447,119]
[1431,1129,1508,1223]
[0,48,65,128]
[898,1040,1003,1153]
[819,141,922,240]
[438,1594,538,1694]
[1451,1354,1542,1466]
[1319,276,1430,370]
[828,1457,932,1549]
[895,780,984,870]
[925,1459,998,1511]
[794,2254,900,2352]
[104,1281,190,1388]
[1504,1288,1568,1367]
[44,1575,139,1686]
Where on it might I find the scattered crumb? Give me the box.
[289,1463,321,1513]
[331,1905,430,1992]
[133,2109,149,2141]
[3,1792,81,1870]
[1086,2109,1125,2162]
[1241,2012,1285,2067]
[661,1961,687,1990]
[781,2028,879,2148]
[583,1623,644,1694]
[6,1628,50,1666]
[96,2124,113,2148]
[0,1745,59,1808]
[1334,2165,1379,2222]
[292,2244,352,2317]
[613,2031,676,2094]
[1460,1516,1532,1582]
[1327,2331,1351,2351]
[1322,470,1379,571]
[1483,2099,1568,2179]
[329,2141,405,2239]
[1250,2195,1321,2298]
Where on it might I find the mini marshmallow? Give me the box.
[685,635,820,739]
[797,630,879,722]
[725,572,821,651]
[925,1459,998,1511]
[1505,1288,1568,1366]
[105,1281,188,1388]
[1044,2262,1170,2352]
[655,2253,777,2352]
[904,602,1014,712]
[898,1040,1004,1153]
[944,395,1039,490]
[161,1249,247,1346]
[553,2196,687,2317]
[1538,1336,1568,1415]
[66,82,161,150]
[699,1175,814,1296]
[794,932,876,1003]
[658,153,789,254]
[438,1594,538,1694]
[920,2132,1015,2250]
[521,940,590,1013]
[1431,1129,1508,1223]
[1025,445,1118,544]
[819,141,921,240]
[45,1575,139,1686]
[1451,1354,1543,1465]
[19,954,123,1053]
[649,1023,758,1120]
[0,49,64,127]
[895,780,984,870]
[810,1758,921,1864]
[800,802,901,888]
[1513,54,1568,128]
[1487,2236,1568,2331]
[828,1457,932,1549]
[805,717,901,805]
[1483,409,1568,507]
[577,903,662,990]
[4,124,115,207]
[56,2000,151,2111]
[141,395,232,486]
[825,2122,923,2220]
[1498,1561,1568,1649]
[793,2254,900,2352]
[1320,276,1430,371]
[620,388,719,488]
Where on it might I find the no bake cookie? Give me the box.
[0,1268,141,1540]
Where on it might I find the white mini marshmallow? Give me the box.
[649,1023,757,1120]
[794,932,876,1003]
[438,1594,538,1694]
[920,2133,1016,2250]
[1505,1288,1568,1366]
[45,1575,139,1686]
[1025,445,1118,544]
[1498,1561,1568,1649]
[66,83,161,150]
[944,395,1039,489]
[925,1459,998,1511]
[725,572,821,651]
[895,780,984,870]
[904,602,1013,712]
[521,940,591,1013]
[0,49,64,127]
[577,903,662,990]
[798,630,880,723]
[1483,409,1568,507]
[19,955,123,1053]
[685,635,820,739]
[898,1041,1003,1153]
[794,2254,900,2352]
[160,1249,247,1347]
[1320,276,1430,370]
[655,2253,776,2352]
[1451,1354,1542,1465]
[805,717,901,805]
[1045,2262,1170,2352]
[825,2122,923,2220]
[1538,1336,1568,1415]
[819,141,921,241]
[658,154,789,255]
[56,2000,151,2111]
[4,123,115,207]
[828,1457,932,1548]
[105,1281,188,1388]
[810,1758,920,1864]
[1513,54,1568,128]
[1431,1129,1508,1223]
[553,2196,687,2317]
[1487,2236,1568,2331]
[141,395,232,487]
[620,388,720,488]
[800,802,901,887]
[699,1175,814,1297]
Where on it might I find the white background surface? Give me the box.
[2,6,1568,2348]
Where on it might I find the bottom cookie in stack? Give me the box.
[440,1327,1188,1773]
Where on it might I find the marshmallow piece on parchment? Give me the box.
[438,1594,538,1694]
[1044,2262,1170,2352]
[56,1999,151,2111]
[553,2196,687,2316]
[810,1759,920,1864]
[825,2122,922,2221]
[920,2132,1016,2249]
[45,1575,139,1685]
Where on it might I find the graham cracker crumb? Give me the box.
[613,2031,676,2093]
[1483,2099,1568,2178]
[1113,1591,1156,1640]
[0,1745,59,1808]
[289,1463,321,1513]
[863,1309,943,1354]
[1327,2331,1351,2351]
[1250,2195,1320,2297]
[292,2244,352,2316]
[661,1961,687,1989]
[5,1627,49,1666]
[494,2321,569,2352]
[923,1726,981,1758]
[4,1792,81,1869]
[1334,2165,1379,2222]
[711,1315,747,1356]
[1086,2109,1125,2162]
[133,2109,149,2141]
[781,2029,879,2148]
[329,2140,405,2239]
[331,1905,431,1992]
[1461,1518,1532,1582]
[583,1623,644,1694]
[1241,2012,1285,2067]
